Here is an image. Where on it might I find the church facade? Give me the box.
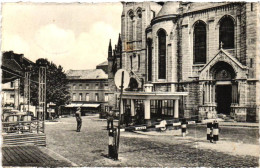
[108,2,259,123]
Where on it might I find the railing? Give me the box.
[2,119,44,134]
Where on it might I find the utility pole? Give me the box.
[38,62,47,133]
[116,71,124,160]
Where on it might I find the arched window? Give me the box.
[147,38,152,81]
[136,8,142,41]
[158,29,166,79]
[219,16,234,49]
[130,55,133,70]
[194,21,206,64]
[128,10,134,41]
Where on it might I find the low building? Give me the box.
[66,68,109,116]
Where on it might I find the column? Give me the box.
[171,84,176,92]
[174,99,179,119]
[120,99,124,124]
[120,99,124,114]
[207,82,209,104]
[144,100,151,124]
[213,84,215,103]
[209,82,212,103]
[130,99,135,116]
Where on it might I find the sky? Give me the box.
[1,2,122,70]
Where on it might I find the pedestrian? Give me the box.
[124,108,130,127]
[107,109,114,130]
[75,107,82,132]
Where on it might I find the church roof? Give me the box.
[97,61,108,66]
[66,69,108,80]
[157,2,180,17]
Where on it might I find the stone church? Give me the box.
[107,2,259,123]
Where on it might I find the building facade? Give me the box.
[66,68,109,115]
[108,2,259,123]
[1,51,34,111]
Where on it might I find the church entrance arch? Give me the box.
[198,50,249,121]
[128,77,139,91]
[211,61,236,115]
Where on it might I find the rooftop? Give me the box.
[66,69,108,80]
[96,60,108,66]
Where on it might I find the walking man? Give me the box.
[107,109,114,130]
[75,107,82,132]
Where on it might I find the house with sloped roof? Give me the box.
[1,51,34,109]
[65,67,109,116]
[96,61,108,74]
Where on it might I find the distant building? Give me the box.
[66,67,109,115]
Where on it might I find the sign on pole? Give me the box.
[114,69,130,160]
[114,69,130,90]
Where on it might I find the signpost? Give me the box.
[114,69,130,160]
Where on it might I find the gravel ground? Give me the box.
[45,116,259,167]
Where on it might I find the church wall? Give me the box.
[180,4,241,82]
[245,3,258,79]
[151,21,175,83]
[108,2,259,122]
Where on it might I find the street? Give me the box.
[45,115,259,167]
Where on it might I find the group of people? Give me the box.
[74,107,115,132]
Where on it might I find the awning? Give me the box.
[65,103,100,108]
[81,104,100,108]
[65,103,80,107]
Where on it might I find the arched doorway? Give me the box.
[128,77,139,91]
[211,61,236,115]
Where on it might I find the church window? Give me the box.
[147,39,152,81]
[138,54,140,70]
[128,10,134,42]
[194,21,206,64]
[137,8,142,18]
[130,56,133,70]
[136,8,142,42]
[158,29,166,79]
[219,16,234,49]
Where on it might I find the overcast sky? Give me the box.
[1,2,122,70]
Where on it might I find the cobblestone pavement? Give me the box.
[45,116,259,167]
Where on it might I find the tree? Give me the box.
[21,58,71,107]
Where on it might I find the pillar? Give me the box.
[209,82,212,103]
[206,82,209,104]
[130,99,135,116]
[120,99,124,124]
[120,99,124,114]
[213,84,215,103]
[174,99,179,119]
[171,84,176,92]
[144,100,151,125]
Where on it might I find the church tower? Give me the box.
[121,2,162,90]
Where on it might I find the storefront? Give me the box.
[64,103,101,116]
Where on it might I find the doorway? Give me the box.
[216,85,232,115]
